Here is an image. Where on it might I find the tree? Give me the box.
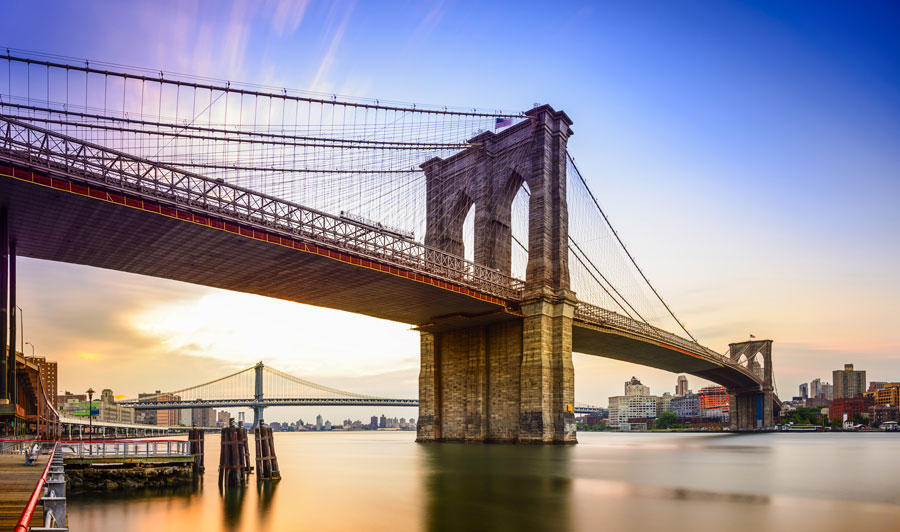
[655,411,678,429]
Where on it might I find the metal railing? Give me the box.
[0,116,524,301]
[14,442,59,532]
[59,439,191,459]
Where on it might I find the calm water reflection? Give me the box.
[68,432,900,531]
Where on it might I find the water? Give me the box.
[68,432,900,531]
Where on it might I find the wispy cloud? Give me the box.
[269,0,310,36]
[309,1,356,94]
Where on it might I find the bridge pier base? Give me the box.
[417,294,577,444]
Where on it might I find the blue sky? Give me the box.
[3,1,899,418]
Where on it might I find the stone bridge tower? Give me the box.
[727,340,775,430]
[416,105,577,443]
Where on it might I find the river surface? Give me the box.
[68,431,899,531]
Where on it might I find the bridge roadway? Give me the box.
[0,117,763,393]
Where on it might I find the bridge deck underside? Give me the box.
[0,174,505,325]
[573,323,759,389]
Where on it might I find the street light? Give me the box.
[86,388,95,448]
[15,305,23,356]
[24,342,35,358]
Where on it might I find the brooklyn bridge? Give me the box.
[0,51,778,443]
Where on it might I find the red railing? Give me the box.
[14,441,58,532]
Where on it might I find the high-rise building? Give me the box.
[676,375,688,396]
[833,364,866,399]
[192,407,215,427]
[810,378,822,399]
[379,414,387,428]
[370,416,378,429]
[799,383,808,401]
[821,382,833,400]
[31,357,58,408]
[217,410,231,427]
[316,414,323,430]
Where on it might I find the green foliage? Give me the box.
[783,407,823,426]
[576,421,609,431]
[655,411,678,429]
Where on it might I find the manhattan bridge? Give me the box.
[0,49,778,442]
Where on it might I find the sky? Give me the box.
[2,0,899,423]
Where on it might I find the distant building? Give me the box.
[868,382,887,393]
[871,405,900,425]
[139,390,180,427]
[810,378,821,399]
[30,357,58,408]
[656,393,673,415]
[370,416,378,429]
[676,375,688,396]
[873,383,900,407]
[379,414,387,428]
[829,396,873,423]
[821,382,833,400]
[671,393,700,418]
[799,383,808,401]
[625,376,650,396]
[57,391,86,406]
[833,364,866,399]
[192,407,216,427]
[750,360,763,379]
[92,388,135,424]
[316,414,323,430]
[698,386,730,421]
[216,410,231,427]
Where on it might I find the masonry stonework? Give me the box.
[417,105,577,443]
[728,340,775,430]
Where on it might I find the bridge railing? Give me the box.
[59,440,191,460]
[574,302,757,379]
[0,116,525,302]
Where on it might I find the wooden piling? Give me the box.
[188,427,205,476]
[219,420,253,487]
[254,421,281,481]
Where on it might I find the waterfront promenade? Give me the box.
[0,453,48,529]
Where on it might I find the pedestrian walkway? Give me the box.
[0,453,49,529]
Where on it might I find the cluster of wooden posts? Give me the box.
[188,428,205,475]
[254,423,281,480]
[215,420,281,488]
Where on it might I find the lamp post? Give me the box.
[24,341,34,358]
[15,305,23,356]
[86,388,94,448]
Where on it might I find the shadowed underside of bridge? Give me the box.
[0,51,775,444]
[0,169,507,326]
[0,159,762,392]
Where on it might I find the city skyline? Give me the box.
[2,0,898,407]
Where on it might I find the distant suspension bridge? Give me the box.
[118,362,603,427]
